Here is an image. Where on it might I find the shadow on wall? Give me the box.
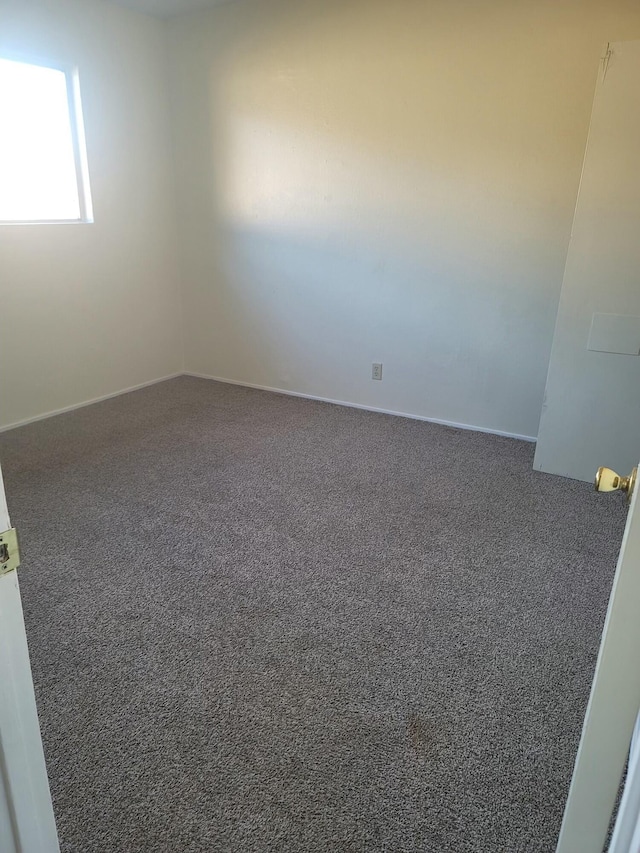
[169,0,640,437]
[195,215,555,433]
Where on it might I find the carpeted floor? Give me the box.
[0,376,625,853]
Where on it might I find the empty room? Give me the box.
[1,0,640,850]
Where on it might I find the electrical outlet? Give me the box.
[372,362,383,380]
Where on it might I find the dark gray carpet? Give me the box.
[0,376,625,853]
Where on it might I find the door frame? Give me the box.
[556,471,640,852]
[0,462,59,853]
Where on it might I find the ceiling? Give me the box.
[108,0,232,18]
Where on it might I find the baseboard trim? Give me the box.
[185,371,537,443]
[2,370,538,442]
[0,373,183,433]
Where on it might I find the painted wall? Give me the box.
[0,0,182,430]
[167,0,640,440]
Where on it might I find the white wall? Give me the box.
[4,0,640,440]
[167,0,640,440]
[0,0,182,430]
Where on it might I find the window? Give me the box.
[0,57,92,223]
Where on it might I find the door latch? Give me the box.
[0,528,20,576]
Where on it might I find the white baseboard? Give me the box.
[184,371,537,443]
[1,370,538,443]
[0,373,183,433]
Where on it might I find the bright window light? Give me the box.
[0,57,92,223]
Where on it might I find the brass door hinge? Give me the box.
[0,528,20,576]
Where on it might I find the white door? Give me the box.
[0,460,59,852]
[534,40,640,482]
[557,464,640,852]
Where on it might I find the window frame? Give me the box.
[0,52,93,225]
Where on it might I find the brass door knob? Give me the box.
[594,466,637,502]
